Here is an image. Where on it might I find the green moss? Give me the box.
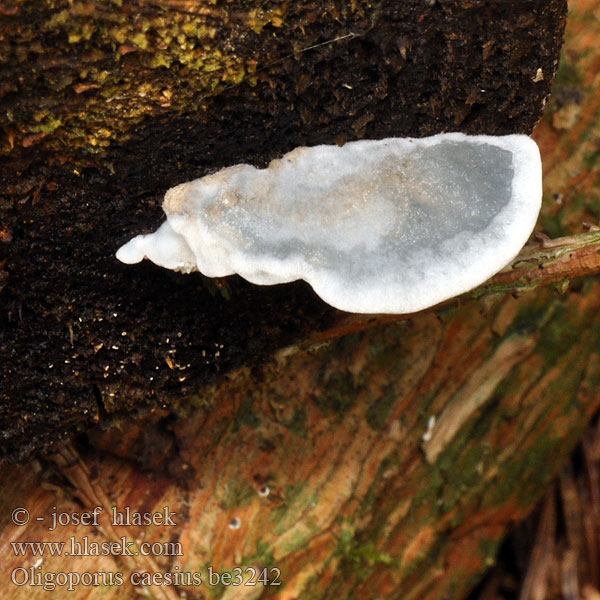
[2,0,380,161]
[479,431,559,510]
[478,537,501,567]
[46,8,69,29]
[583,145,600,172]
[552,57,584,88]
[282,527,318,554]
[409,466,445,513]
[366,386,396,431]
[181,393,213,413]
[537,309,580,366]
[446,568,470,599]
[335,531,395,584]
[505,294,557,338]
[149,52,173,69]
[285,406,307,437]
[131,32,149,50]
[314,374,357,415]
[250,538,276,566]
[232,397,261,432]
[270,483,309,533]
[29,115,63,134]
[205,576,225,599]
[541,208,565,238]
[516,435,567,507]
[223,478,255,509]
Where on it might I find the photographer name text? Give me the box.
[12,505,176,531]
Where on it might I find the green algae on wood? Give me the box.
[0,0,374,159]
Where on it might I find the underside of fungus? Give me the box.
[116,133,542,314]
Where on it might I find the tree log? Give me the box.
[6,0,600,599]
[0,0,566,460]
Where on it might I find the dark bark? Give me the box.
[0,0,567,462]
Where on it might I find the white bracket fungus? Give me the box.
[116,133,542,314]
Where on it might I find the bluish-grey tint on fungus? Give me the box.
[116,133,542,314]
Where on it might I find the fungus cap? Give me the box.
[116,133,542,314]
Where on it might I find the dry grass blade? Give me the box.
[518,489,556,600]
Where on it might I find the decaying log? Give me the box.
[6,0,600,599]
[0,0,567,460]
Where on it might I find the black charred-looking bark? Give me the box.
[0,0,567,462]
